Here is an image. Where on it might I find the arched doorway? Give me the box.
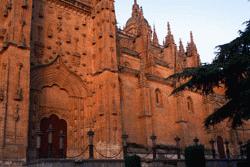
[217,136,226,159]
[39,114,67,158]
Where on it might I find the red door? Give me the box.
[40,114,67,158]
[217,136,226,159]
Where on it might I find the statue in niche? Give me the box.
[82,17,87,26]
[3,6,8,17]
[7,0,12,10]
[71,53,81,67]
[0,28,6,38]
[66,31,71,43]
[57,10,62,20]
[0,88,4,101]
[14,63,23,101]
[57,21,62,33]
[14,104,20,122]
[75,21,80,30]
[3,32,9,48]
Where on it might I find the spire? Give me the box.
[186,31,200,67]
[165,22,175,47]
[167,22,171,36]
[176,39,186,71]
[179,39,185,56]
[152,25,159,46]
[132,0,139,17]
[187,31,198,57]
[190,31,194,43]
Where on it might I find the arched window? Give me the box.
[187,96,194,113]
[155,88,163,106]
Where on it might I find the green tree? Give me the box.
[167,20,250,128]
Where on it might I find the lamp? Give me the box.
[174,136,181,159]
[150,134,157,160]
[209,139,216,159]
[87,129,95,159]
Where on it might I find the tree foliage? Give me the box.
[167,20,250,128]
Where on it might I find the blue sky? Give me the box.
[115,0,250,63]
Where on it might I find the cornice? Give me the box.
[120,47,140,58]
[48,0,92,15]
[145,73,173,86]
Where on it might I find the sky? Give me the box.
[115,0,250,63]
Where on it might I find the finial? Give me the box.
[140,7,143,15]
[152,25,159,46]
[132,0,139,17]
[167,22,171,35]
[179,38,185,53]
[179,38,183,48]
[190,31,194,43]
[164,22,175,47]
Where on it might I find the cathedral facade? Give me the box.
[0,0,249,163]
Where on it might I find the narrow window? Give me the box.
[155,88,162,106]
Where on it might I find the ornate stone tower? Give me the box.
[0,0,32,161]
[0,0,123,162]
[90,0,122,157]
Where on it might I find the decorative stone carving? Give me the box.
[92,37,96,45]
[0,88,4,101]
[82,17,87,26]
[57,21,63,33]
[14,63,23,101]
[21,0,28,9]
[3,6,8,17]
[3,33,9,48]
[98,32,103,39]
[7,0,12,10]
[34,42,44,58]
[0,28,6,38]
[18,34,26,48]
[75,23,80,30]
[47,24,53,38]
[57,11,62,20]
[71,52,81,67]
[14,104,20,122]
[66,32,71,43]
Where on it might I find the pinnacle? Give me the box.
[179,39,185,55]
[152,25,159,46]
[164,22,175,46]
[167,22,172,35]
[190,31,194,43]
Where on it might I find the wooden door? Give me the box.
[217,136,226,159]
[39,114,67,158]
